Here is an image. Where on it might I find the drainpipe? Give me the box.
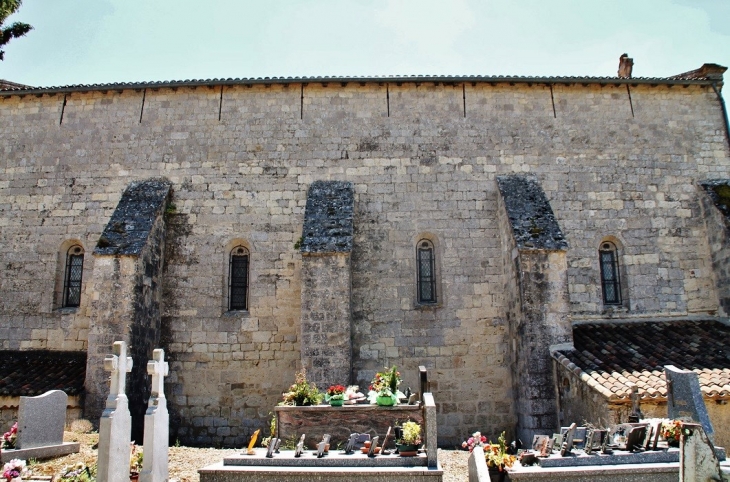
[711,82,730,152]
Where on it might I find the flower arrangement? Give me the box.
[484,432,516,472]
[461,431,488,452]
[59,462,96,482]
[130,444,143,475]
[2,422,17,449]
[661,419,686,445]
[3,459,26,482]
[280,369,323,406]
[398,420,422,446]
[326,385,346,400]
[369,366,401,396]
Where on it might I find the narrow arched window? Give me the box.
[417,239,437,304]
[599,241,621,305]
[229,246,250,311]
[63,245,84,308]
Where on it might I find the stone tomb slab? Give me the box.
[537,446,726,468]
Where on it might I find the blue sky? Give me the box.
[1,0,729,86]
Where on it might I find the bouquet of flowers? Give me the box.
[1,422,17,449]
[369,366,402,397]
[280,369,323,406]
[3,459,26,482]
[661,419,685,445]
[461,431,488,452]
[484,432,516,472]
[326,385,346,401]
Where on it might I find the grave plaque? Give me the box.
[344,433,358,454]
[651,421,662,451]
[626,425,647,452]
[381,427,393,455]
[560,423,577,456]
[532,435,550,452]
[274,438,282,453]
[246,429,260,455]
[265,439,278,458]
[294,435,305,457]
[367,436,380,458]
[316,441,327,458]
[584,429,595,455]
[665,365,715,443]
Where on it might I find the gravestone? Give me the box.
[679,423,729,482]
[16,390,67,449]
[294,434,305,457]
[140,349,169,482]
[97,341,133,482]
[664,365,715,443]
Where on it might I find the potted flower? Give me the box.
[661,419,685,447]
[395,420,422,456]
[280,369,323,406]
[462,431,488,452]
[327,385,346,406]
[129,445,143,482]
[368,366,402,406]
[1,422,17,449]
[3,459,26,482]
[483,432,516,482]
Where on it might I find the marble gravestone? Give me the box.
[97,341,134,482]
[664,365,715,443]
[16,390,67,449]
[141,349,169,482]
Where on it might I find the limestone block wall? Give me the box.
[0,79,729,446]
[699,181,730,316]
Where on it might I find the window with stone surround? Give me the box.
[63,244,84,308]
[417,239,437,304]
[599,241,622,305]
[228,245,250,311]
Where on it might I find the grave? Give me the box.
[664,364,715,443]
[199,392,442,482]
[140,349,169,482]
[0,390,80,463]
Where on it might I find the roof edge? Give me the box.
[0,74,721,97]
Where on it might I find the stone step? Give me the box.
[222,448,429,467]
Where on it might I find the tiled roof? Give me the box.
[0,351,86,397]
[552,319,730,402]
[0,67,724,96]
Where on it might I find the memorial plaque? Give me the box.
[539,437,550,457]
[584,429,595,455]
[560,423,577,456]
[553,433,563,449]
[381,427,393,455]
[274,438,282,453]
[367,436,380,458]
[265,438,278,458]
[626,425,647,452]
[294,434,306,458]
[344,433,358,454]
[317,440,327,458]
[532,435,550,451]
[651,421,662,451]
[246,429,260,455]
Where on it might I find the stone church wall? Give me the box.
[0,80,728,445]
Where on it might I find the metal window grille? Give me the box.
[229,247,249,311]
[599,243,621,305]
[417,241,436,303]
[64,247,84,307]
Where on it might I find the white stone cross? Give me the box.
[146,349,169,398]
[104,341,133,401]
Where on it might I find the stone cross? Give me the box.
[97,341,133,482]
[141,349,169,482]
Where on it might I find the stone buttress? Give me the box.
[497,175,573,443]
[83,179,171,442]
[299,181,354,388]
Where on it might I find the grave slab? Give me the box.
[16,390,67,449]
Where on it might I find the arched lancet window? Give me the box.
[229,245,250,311]
[417,239,437,304]
[63,245,84,308]
[599,241,621,305]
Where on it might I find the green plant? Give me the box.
[261,412,277,448]
[484,432,516,471]
[130,445,143,473]
[165,203,177,214]
[398,421,422,446]
[369,366,401,397]
[174,438,181,447]
[59,463,96,482]
[293,236,304,250]
[280,434,300,450]
[280,369,323,406]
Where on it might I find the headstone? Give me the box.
[679,423,729,482]
[294,434,305,457]
[16,390,67,449]
[97,341,133,482]
[380,427,392,455]
[665,365,715,443]
[265,439,277,458]
[140,349,169,482]
[367,436,379,457]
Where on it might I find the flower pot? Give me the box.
[330,398,344,406]
[130,473,139,482]
[376,394,396,406]
[396,442,419,456]
[488,467,507,482]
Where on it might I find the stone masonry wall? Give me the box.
[699,181,730,316]
[1,80,729,446]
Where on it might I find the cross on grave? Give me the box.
[104,341,133,406]
[147,349,169,398]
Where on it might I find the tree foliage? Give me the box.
[0,0,32,61]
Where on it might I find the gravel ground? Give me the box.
[25,432,470,482]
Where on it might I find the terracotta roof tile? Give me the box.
[0,351,86,397]
[553,319,730,402]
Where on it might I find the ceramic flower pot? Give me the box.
[396,443,419,456]
[329,398,344,406]
[376,394,396,406]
